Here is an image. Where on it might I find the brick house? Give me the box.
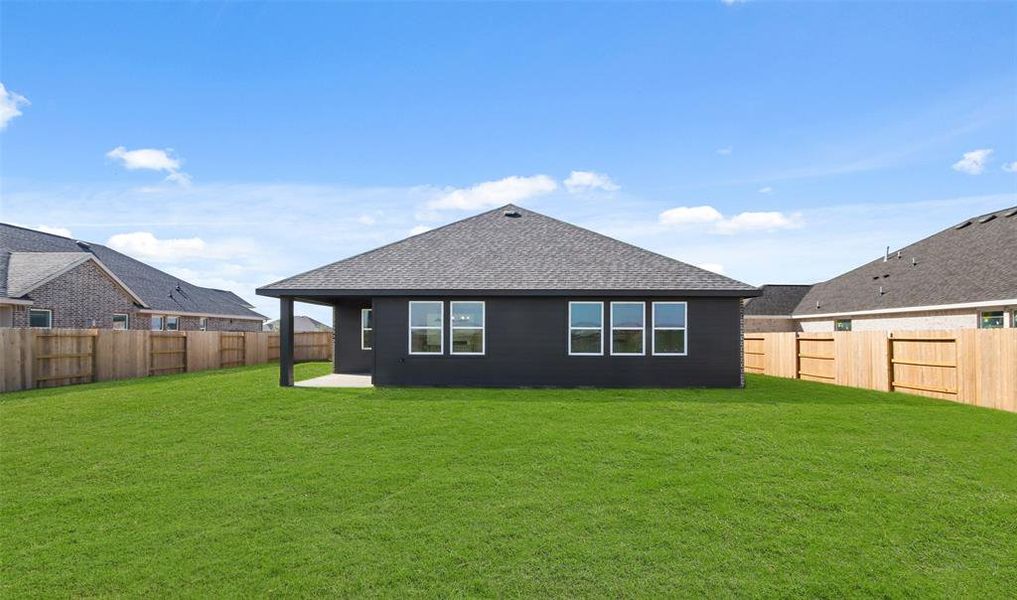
[1,224,265,331]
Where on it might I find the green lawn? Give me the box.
[2,364,1015,598]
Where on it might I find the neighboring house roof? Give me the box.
[1,223,266,320]
[264,315,334,333]
[259,205,759,297]
[794,206,1017,317]
[743,284,812,316]
[6,251,147,305]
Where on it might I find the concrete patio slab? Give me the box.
[295,373,373,388]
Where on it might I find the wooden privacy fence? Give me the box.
[1,329,333,393]
[745,329,1017,412]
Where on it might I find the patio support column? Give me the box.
[332,304,341,374]
[279,297,294,387]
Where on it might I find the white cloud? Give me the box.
[693,262,726,274]
[721,0,746,4]
[659,205,802,234]
[34,225,73,238]
[0,83,29,130]
[758,186,774,194]
[427,175,557,210]
[659,205,724,227]
[106,146,191,185]
[408,225,432,236]
[358,214,376,226]
[106,232,207,261]
[1002,161,1017,173]
[713,211,803,234]
[716,146,733,155]
[951,148,993,175]
[564,170,620,193]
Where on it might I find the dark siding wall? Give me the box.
[334,299,373,373]
[372,296,743,388]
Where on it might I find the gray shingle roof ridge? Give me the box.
[259,204,520,290]
[1,222,78,242]
[954,204,1017,225]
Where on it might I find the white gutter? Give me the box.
[792,298,1017,320]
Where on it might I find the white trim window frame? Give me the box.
[198,317,208,331]
[652,301,688,356]
[610,301,645,356]
[568,301,604,356]
[112,313,130,330]
[151,315,165,331]
[28,308,53,329]
[165,316,180,331]
[361,308,373,350]
[408,301,443,355]
[450,301,485,356]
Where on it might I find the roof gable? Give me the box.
[259,205,757,295]
[794,206,1017,316]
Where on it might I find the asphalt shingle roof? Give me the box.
[1,223,265,319]
[258,205,758,296]
[794,206,1017,316]
[744,284,813,316]
[6,252,93,297]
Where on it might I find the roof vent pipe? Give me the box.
[884,246,889,262]
[911,257,917,266]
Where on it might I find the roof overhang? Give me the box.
[0,297,34,306]
[257,287,761,299]
[792,298,1017,320]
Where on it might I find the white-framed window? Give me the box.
[199,317,208,331]
[652,302,687,356]
[451,301,485,355]
[150,315,164,331]
[568,301,604,356]
[361,308,373,350]
[610,301,645,355]
[408,301,443,355]
[112,313,129,330]
[834,319,852,332]
[166,316,179,331]
[28,308,52,329]
[979,311,1004,329]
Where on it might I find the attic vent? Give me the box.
[503,209,521,218]
[955,221,971,230]
[75,240,91,250]
[979,214,997,224]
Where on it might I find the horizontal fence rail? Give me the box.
[744,330,1016,413]
[1,329,332,393]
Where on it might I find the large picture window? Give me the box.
[569,301,603,355]
[361,308,373,350]
[28,308,52,329]
[451,301,485,355]
[652,302,687,356]
[610,302,645,355]
[409,301,443,355]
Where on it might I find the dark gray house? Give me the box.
[1,223,265,331]
[257,205,759,388]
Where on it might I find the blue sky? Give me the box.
[2,1,1015,322]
